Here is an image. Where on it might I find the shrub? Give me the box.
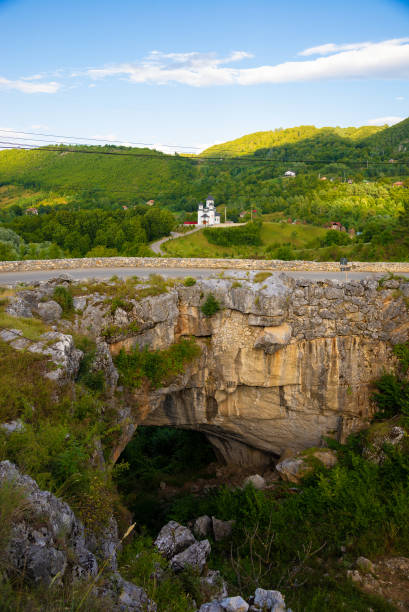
[204,221,262,247]
[201,293,220,317]
[53,285,74,315]
[114,338,201,389]
[253,271,271,283]
[183,277,196,287]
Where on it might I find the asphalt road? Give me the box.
[0,266,402,285]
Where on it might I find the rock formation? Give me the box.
[5,272,409,467]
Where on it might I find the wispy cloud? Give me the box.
[367,116,404,126]
[0,76,60,93]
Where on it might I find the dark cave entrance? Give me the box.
[114,425,218,532]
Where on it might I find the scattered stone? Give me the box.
[252,588,286,611]
[243,474,266,490]
[199,569,228,602]
[37,300,63,322]
[198,604,224,612]
[212,517,235,541]
[170,539,211,573]
[0,419,24,434]
[6,296,32,318]
[194,515,213,539]
[219,596,249,611]
[356,556,375,573]
[90,340,119,391]
[154,521,196,559]
[276,449,337,484]
[363,421,406,464]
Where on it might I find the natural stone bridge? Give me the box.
[100,271,409,467]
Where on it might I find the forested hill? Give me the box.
[0,119,408,215]
[0,145,198,207]
[200,125,386,157]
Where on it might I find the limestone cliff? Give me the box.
[98,272,408,466]
[6,272,409,467]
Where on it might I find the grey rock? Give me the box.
[253,587,286,611]
[363,424,406,464]
[37,300,63,322]
[198,604,225,612]
[109,573,157,611]
[193,515,212,539]
[243,474,266,490]
[1,419,24,434]
[154,521,196,559]
[91,341,119,391]
[6,295,32,317]
[29,332,83,382]
[219,596,249,611]
[0,328,23,342]
[199,569,228,601]
[0,461,98,585]
[170,539,211,573]
[212,517,234,541]
[356,556,375,573]
[73,295,87,311]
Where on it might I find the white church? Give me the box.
[197,196,221,226]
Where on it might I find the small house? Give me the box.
[393,181,404,187]
[25,207,38,215]
[284,170,296,177]
[146,199,155,206]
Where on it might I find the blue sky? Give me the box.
[1,0,409,152]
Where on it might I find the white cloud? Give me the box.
[85,39,409,87]
[0,76,60,93]
[367,116,404,126]
[396,96,405,100]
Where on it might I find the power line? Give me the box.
[0,128,202,151]
[1,140,409,166]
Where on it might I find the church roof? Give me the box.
[206,195,214,200]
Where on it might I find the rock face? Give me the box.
[107,273,409,466]
[8,273,409,467]
[0,461,156,610]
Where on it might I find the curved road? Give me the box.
[0,266,400,286]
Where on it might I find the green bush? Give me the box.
[53,285,74,315]
[201,293,220,317]
[183,276,196,286]
[114,338,201,389]
[204,222,262,247]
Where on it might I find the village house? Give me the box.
[146,199,155,206]
[25,207,38,215]
[284,170,296,177]
[197,196,221,226]
[328,221,346,232]
[393,181,404,187]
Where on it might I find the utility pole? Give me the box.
[224,206,227,223]
[250,208,253,222]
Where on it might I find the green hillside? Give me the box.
[200,125,385,157]
[0,145,199,206]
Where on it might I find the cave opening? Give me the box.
[114,425,218,532]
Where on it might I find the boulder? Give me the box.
[0,461,98,585]
[243,474,266,490]
[253,324,292,354]
[37,300,63,322]
[356,556,375,573]
[170,539,211,573]
[219,596,249,612]
[29,332,83,382]
[363,422,406,464]
[198,604,224,612]
[252,588,286,611]
[6,295,32,318]
[276,449,337,484]
[199,569,228,602]
[90,341,119,391]
[193,515,213,539]
[212,517,235,541]
[154,521,196,559]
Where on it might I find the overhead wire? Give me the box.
[1,138,408,166]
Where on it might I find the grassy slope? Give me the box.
[200,125,385,157]
[0,146,198,203]
[162,222,327,257]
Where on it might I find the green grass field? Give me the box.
[162,222,328,258]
